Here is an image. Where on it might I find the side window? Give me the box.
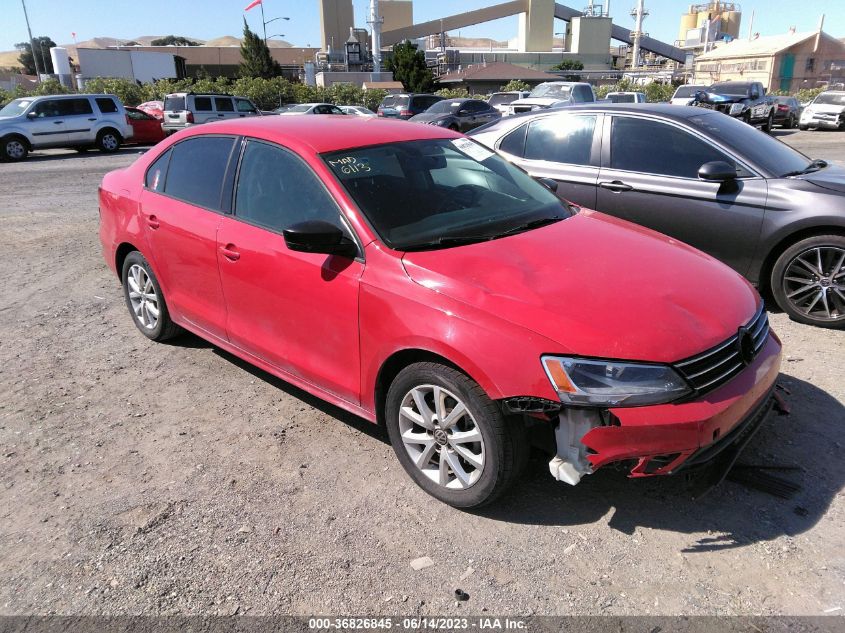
[194,97,213,111]
[164,136,236,209]
[524,115,597,166]
[214,97,235,112]
[33,99,61,117]
[465,101,488,113]
[96,98,119,114]
[235,140,343,233]
[236,98,255,113]
[498,124,527,157]
[145,150,171,192]
[60,98,94,116]
[610,117,735,178]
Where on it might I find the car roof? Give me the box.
[178,116,460,153]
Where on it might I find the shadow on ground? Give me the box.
[177,332,842,552]
[22,147,151,163]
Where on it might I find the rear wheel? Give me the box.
[785,114,795,129]
[1,135,28,161]
[385,362,528,508]
[799,124,809,131]
[96,129,121,153]
[771,235,845,329]
[121,252,182,340]
[762,111,774,133]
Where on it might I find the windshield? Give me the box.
[0,98,33,117]
[673,85,703,98]
[425,100,464,114]
[686,112,810,177]
[288,104,313,113]
[707,83,749,96]
[814,92,845,106]
[529,84,573,100]
[322,138,568,251]
[608,93,636,103]
[488,93,518,106]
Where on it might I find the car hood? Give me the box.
[401,211,759,363]
[804,103,845,115]
[698,92,747,104]
[409,113,451,123]
[799,164,845,193]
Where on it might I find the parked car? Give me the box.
[125,107,166,145]
[0,93,133,161]
[136,101,164,120]
[772,96,801,129]
[100,116,783,507]
[470,103,845,328]
[669,84,707,106]
[340,105,377,117]
[606,91,647,103]
[409,98,500,132]
[505,81,596,116]
[162,92,260,134]
[487,90,530,115]
[279,103,346,116]
[799,90,845,130]
[377,93,443,119]
[693,81,776,132]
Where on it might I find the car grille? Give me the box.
[674,307,770,394]
[695,102,731,114]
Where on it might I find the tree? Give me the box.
[385,40,433,93]
[15,36,57,75]
[239,19,281,79]
[550,59,584,71]
[150,35,200,47]
[500,79,531,92]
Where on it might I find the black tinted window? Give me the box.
[164,137,235,209]
[498,124,527,156]
[96,98,118,113]
[464,100,490,113]
[610,116,733,178]
[60,98,94,115]
[214,97,234,112]
[525,115,596,166]
[164,95,185,111]
[32,99,62,117]
[235,140,342,232]
[145,150,171,192]
[194,97,213,111]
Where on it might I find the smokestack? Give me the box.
[369,0,382,74]
[747,8,754,40]
[631,0,644,69]
[814,14,825,52]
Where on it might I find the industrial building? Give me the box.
[693,28,845,92]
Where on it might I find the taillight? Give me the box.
[399,110,412,117]
[186,111,194,123]
[125,114,131,124]
[378,111,384,117]
[778,104,789,111]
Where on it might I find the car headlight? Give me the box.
[431,118,450,126]
[729,103,744,115]
[541,356,691,407]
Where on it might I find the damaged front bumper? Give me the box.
[545,334,783,485]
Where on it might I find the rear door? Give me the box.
[192,96,215,124]
[595,114,767,275]
[214,96,237,121]
[61,97,97,144]
[495,112,601,209]
[138,135,238,338]
[461,100,498,131]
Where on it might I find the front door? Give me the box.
[216,139,364,404]
[26,98,68,145]
[138,135,237,339]
[595,114,767,276]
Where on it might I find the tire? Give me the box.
[743,111,752,126]
[786,114,796,129]
[1,135,28,161]
[385,362,528,508]
[799,124,808,131]
[121,251,182,341]
[770,234,845,329]
[96,128,122,153]
[762,111,774,133]
[74,146,90,153]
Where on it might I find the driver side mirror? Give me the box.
[283,220,357,258]
[698,161,737,182]
[26,111,37,118]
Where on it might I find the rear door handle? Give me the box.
[145,214,160,229]
[218,114,225,117]
[53,120,64,125]
[88,117,97,121]
[599,180,633,193]
[220,244,240,261]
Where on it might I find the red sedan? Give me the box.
[98,117,782,507]
[125,107,166,145]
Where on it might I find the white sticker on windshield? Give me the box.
[451,138,494,162]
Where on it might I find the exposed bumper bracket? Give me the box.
[548,408,598,485]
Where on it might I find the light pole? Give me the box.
[261,11,289,44]
[20,0,42,81]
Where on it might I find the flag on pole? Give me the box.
[244,0,261,11]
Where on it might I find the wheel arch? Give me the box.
[97,125,124,142]
[2,132,32,151]
[758,225,845,297]
[115,242,141,278]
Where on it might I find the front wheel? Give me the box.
[771,235,845,329]
[1,135,28,161]
[121,252,182,340]
[96,129,121,153]
[385,362,528,508]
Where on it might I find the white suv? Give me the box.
[0,93,134,161]
[162,92,260,134]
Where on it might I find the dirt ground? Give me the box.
[0,129,843,617]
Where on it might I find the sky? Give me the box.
[3,0,843,52]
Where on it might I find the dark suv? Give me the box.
[693,82,776,131]
[377,93,443,120]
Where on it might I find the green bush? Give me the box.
[83,77,144,105]
[500,79,531,93]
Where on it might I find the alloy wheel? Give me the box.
[398,385,485,490]
[783,246,845,321]
[127,264,160,329]
[6,140,25,159]
[101,134,118,151]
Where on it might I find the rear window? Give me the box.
[380,96,396,108]
[673,86,702,99]
[608,94,636,103]
[96,97,119,113]
[488,93,518,107]
[393,96,410,108]
[164,95,185,112]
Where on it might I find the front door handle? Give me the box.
[218,114,225,117]
[145,214,160,229]
[599,180,633,193]
[220,244,240,261]
[88,117,97,121]
[53,120,64,124]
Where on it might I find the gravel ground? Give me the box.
[0,129,843,617]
